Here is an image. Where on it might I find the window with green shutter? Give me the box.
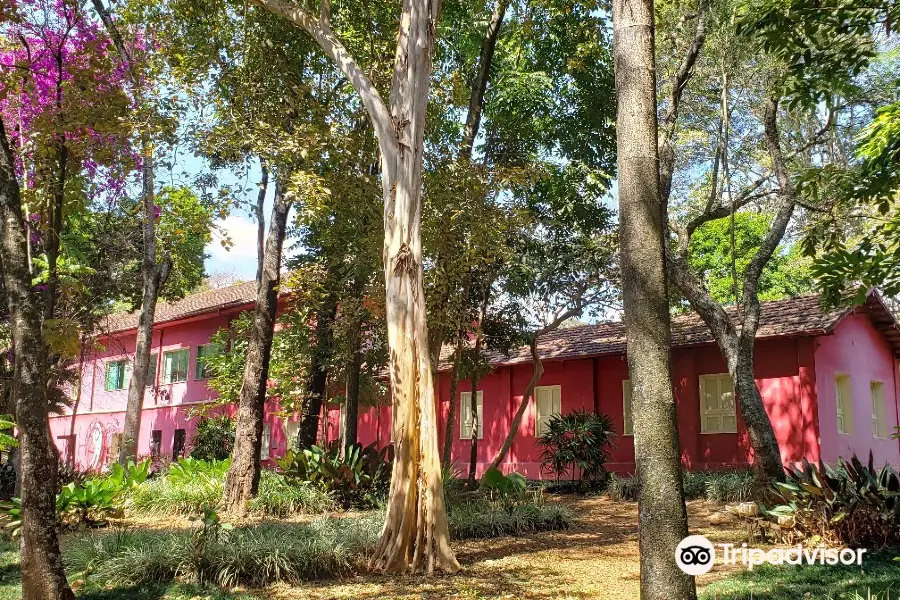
[162,349,190,384]
[105,360,127,391]
[195,344,221,380]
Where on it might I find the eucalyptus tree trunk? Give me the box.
[253,0,458,574]
[612,1,696,599]
[298,295,338,448]
[0,118,75,600]
[223,187,291,515]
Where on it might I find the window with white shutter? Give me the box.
[534,385,561,437]
[871,381,887,438]
[835,374,853,435]
[460,391,483,440]
[260,423,271,460]
[622,380,633,436]
[700,374,737,434]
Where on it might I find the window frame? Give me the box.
[459,390,484,440]
[149,430,163,458]
[870,380,887,439]
[194,343,221,380]
[534,385,562,437]
[835,374,853,435]
[105,359,127,391]
[260,423,271,460]
[622,379,634,436]
[162,348,190,384]
[699,373,737,435]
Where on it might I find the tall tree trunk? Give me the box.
[252,0,458,574]
[612,1,696,599]
[466,289,489,488]
[118,136,169,465]
[298,294,338,448]
[442,332,465,466]
[223,186,291,515]
[0,118,75,600]
[255,164,268,282]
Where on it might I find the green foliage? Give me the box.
[606,469,755,503]
[56,480,121,529]
[246,471,334,517]
[687,213,815,306]
[700,550,900,600]
[447,492,571,540]
[277,442,393,509]
[188,415,235,461]
[66,517,383,588]
[0,417,15,452]
[480,467,527,497]
[537,411,616,489]
[764,455,900,548]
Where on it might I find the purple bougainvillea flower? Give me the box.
[153,204,161,219]
[33,284,47,292]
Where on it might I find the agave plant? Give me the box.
[765,453,900,548]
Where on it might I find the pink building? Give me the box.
[50,285,900,477]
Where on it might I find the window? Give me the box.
[173,429,186,460]
[622,380,634,436]
[146,353,158,387]
[194,344,221,380]
[871,381,887,438]
[835,374,853,435]
[58,435,76,468]
[105,360,127,391]
[150,430,162,457]
[260,424,271,460]
[460,391,484,440]
[700,374,737,434]
[162,349,190,384]
[535,385,561,437]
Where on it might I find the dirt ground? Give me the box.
[261,497,748,600]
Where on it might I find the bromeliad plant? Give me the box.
[537,410,616,490]
[765,454,900,548]
[277,442,393,509]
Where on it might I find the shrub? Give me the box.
[536,410,615,490]
[247,471,334,517]
[129,467,224,516]
[66,516,382,588]
[704,470,754,502]
[447,493,571,539]
[606,469,754,503]
[189,416,235,462]
[606,473,640,501]
[277,442,392,509]
[764,455,900,548]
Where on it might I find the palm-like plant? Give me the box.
[537,410,616,489]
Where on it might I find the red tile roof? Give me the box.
[97,281,259,334]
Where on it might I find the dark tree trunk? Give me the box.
[612,1,696,599]
[223,186,291,515]
[343,322,362,451]
[442,333,465,467]
[466,368,483,489]
[255,164,268,282]
[119,136,169,465]
[298,295,338,448]
[0,118,75,600]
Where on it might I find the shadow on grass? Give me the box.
[701,550,900,600]
[78,583,260,600]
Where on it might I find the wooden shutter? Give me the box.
[622,380,633,435]
[871,382,886,438]
[535,386,560,437]
[836,375,852,434]
[719,376,736,433]
[261,424,271,460]
[460,392,473,440]
[476,392,483,439]
[105,362,116,391]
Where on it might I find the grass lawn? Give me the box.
[0,498,897,599]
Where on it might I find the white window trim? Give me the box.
[699,373,737,435]
[622,379,633,436]
[460,391,484,440]
[260,423,271,460]
[835,373,853,435]
[534,385,561,437]
[870,381,887,439]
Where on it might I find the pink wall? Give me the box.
[815,313,900,467]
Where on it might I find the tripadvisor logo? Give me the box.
[675,535,867,575]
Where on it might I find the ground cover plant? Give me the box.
[607,469,755,503]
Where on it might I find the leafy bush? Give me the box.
[536,410,615,490]
[189,416,235,462]
[764,455,900,548]
[606,469,754,503]
[247,471,334,517]
[278,442,393,509]
[66,516,382,588]
[447,492,571,539]
[480,467,527,497]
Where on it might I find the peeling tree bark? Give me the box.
[612,1,696,599]
[250,0,458,574]
[223,186,291,515]
[0,117,75,600]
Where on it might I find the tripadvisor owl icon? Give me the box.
[676,535,716,576]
